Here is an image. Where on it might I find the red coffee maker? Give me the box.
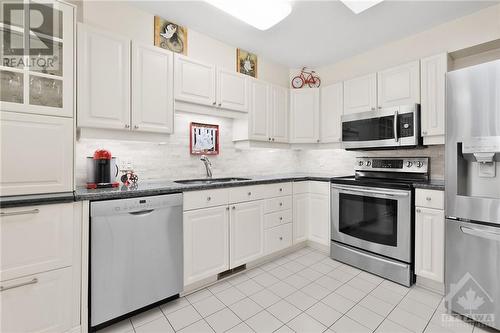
[86,149,119,189]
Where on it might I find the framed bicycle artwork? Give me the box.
[291,67,321,88]
[190,122,219,155]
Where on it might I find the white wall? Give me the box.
[78,1,290,87]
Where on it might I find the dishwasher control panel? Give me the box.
[90,193,183,217]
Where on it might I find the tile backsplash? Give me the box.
[76,113,444,185]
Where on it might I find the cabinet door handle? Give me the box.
[422,131,428,135]
[232,206,236,210]
[279,188,283,192]
[212,101,216,106]
[134,125,139,129]
[218,103,222,107]
[226,207,229,211]
[207,196,211,201]
[0,208,39,217]
[268,137,272,141]
[279,217,283,220]
[416,208,422,213]
[279,237,283,241]
[279,202,283,207]
[371,107,376,111]
[316,139,320,143]
[426,197,432,201]
[125,124,130,129]
[248,192,252,196]
[1,278,38,292]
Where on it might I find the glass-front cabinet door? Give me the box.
[0,0,74,117]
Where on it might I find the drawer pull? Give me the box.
[279,202,283,207]
[279,217,283,221]
[279,188,283,192]
[207,196,211,201]
[279,237,283,241]
[1,278,38,292]
[426,197,432,201]
[248,192,252,196]
[0,208,40,217]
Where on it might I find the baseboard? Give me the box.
[416,276,445,295]
[306,240,330,254]
[182,242,308,295]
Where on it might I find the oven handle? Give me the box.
[394,111,399,143]
[331,185,409,197]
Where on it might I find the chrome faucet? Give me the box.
[200,155,213,178]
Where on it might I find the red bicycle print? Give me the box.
[291,67,321,88]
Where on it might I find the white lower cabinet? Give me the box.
[264,223,292,255]
[183,206,230,285]
[415,206,445,283]
[230,201,264,267]
[0,112,73,196]
[292,192,309,244]
[0,202,81,333]
[308,192,330,246]
[1,267,74,333]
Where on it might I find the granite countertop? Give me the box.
[412,179,445,191]
[0,173,445,207]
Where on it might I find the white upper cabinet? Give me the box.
[229,201,264,268]
[320,82,343,143]
[217,69,248,112]
[270,85,289,143]
[0,1,74,118]
[131,42,174,134]
[420,53,447,144]
[174,54,217,107]
[377,60,420,108]
[0,112,73,196]
[290,88,320,143]
[77,24,130,129]
[343,73,377,114]
[248,79,270,141]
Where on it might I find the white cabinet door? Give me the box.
[377,60,420,108]
[271,85,289,143]
[0,112,73,196]
[308,192,330,247]
[183,206,229,285]
[174,54,216,107]
[421,53,447,143]
[77,24,130,129]
[131,42,174,134]
[290,88,320,143]
[0,267,73,333]
[229,201,264,267]
[415,207,444,283]
[217,68,248,112]
[343,73,377,114]
[293,193,309,244]
[248,79,270,142]
[320,82,343,143]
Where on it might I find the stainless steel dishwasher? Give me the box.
[90,193,183,330]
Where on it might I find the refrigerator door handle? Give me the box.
[460,226,500,242]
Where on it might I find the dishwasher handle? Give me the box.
[128,209,155,216]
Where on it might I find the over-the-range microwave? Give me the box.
[341,104,422,150]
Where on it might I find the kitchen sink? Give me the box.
[174,177,251,185]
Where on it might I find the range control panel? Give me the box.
[355,157,429,173]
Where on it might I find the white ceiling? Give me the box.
[130,0,498,68]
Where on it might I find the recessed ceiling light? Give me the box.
[341,0,384,14]
[205,0,292,30]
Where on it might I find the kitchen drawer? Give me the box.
[229,182,291,203]
[264,196,292,213]
[0,267,74,333]
[264,223,292,255]
[416,189,444,210]
[0,203,75,282]
[264,209,292,229]
[183,188,229,210]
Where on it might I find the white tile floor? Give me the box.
[98,247,497,333]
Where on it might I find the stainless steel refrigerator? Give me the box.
[445,59,500,330]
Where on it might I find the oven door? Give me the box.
[331,184,412,263]
[342,108,398,149]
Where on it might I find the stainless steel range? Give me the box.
[330,157,429,287]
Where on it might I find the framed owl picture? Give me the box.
[237,48,257,78]
[190,122,219,155]
[154,16,188,55]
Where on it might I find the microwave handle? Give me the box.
[394,111,398,142]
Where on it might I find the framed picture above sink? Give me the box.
[190,122,219,155]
